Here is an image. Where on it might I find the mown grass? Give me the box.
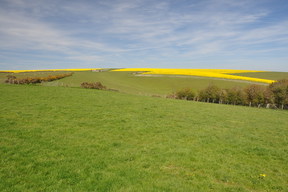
[1,84,287,191]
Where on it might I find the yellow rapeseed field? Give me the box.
[113,68,275,84]
[0,68,102,73]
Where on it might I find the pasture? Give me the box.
[2,69,288,97]
[0,84,287,191]
[231,72,288,80]
[48,71,260,96]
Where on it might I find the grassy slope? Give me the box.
[231,72,288,80]
[45,71,265,96]
[1,71,288,96]
[1,84,287,191]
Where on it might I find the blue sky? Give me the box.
[0,0,288,71]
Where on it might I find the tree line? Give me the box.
[168,79,288,110]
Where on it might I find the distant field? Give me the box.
[1,84,287,191]
[231,72,288,80]
[0,68,101,73]
[113,68,276,83]
[44,71,267,96]
[1,70,288,96]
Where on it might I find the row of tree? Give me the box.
[5,73,73,84]
[168,79,288,110]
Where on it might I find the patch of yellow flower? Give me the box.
[113,68,275,84]
[0,68,102,73]
[259,173,266,178]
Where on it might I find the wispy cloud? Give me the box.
[0,0,287,70]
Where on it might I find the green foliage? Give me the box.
[198,84,221,103]
[170,79,288,109]
[0,84,287,191]
[175,88,195,100]
[269,79,288,109]
[244,84,266,106]
[218,89,228,104]
[226,86,246,105]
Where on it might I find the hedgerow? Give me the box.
[5,73,73,84]
[169,79,288,110]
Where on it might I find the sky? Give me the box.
[0,0,288,71]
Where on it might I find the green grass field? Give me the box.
[231,72,288,80]
[45,71,272,96]
[1,84,287,191]
[1,70,288,97]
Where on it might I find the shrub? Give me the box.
[269,79,288,109]
[198,84,221,103]
[175,88,195,100]
[218,89,228,104]
[5,73,73,84]
[226,87,246,105]
[166,93,177,99]
[5,75,17,84]
[81,82,106,90]
[167,79,288,110]
[244,84,266,107]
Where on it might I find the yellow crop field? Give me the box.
[113,68,275,84]
[0,68,102,73]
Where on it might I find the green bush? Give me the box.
[198,84,221,103]
[226,87,246,105]
[269,79,288,109]
[175,88,195,100]
[244,84,266,107]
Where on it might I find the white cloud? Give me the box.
[0,0,287,70]
[0,8,127,54]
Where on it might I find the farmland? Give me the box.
[112,68,276,84]
[0,68,101,73]
[45,71,261,96]
[2,69,287,96]
[1,69,288,191]
[231,72,288,81]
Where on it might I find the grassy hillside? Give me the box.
[1,70,288,97]
[1,84,287,191]
[231,72,288,80]
[45,71,267,96]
